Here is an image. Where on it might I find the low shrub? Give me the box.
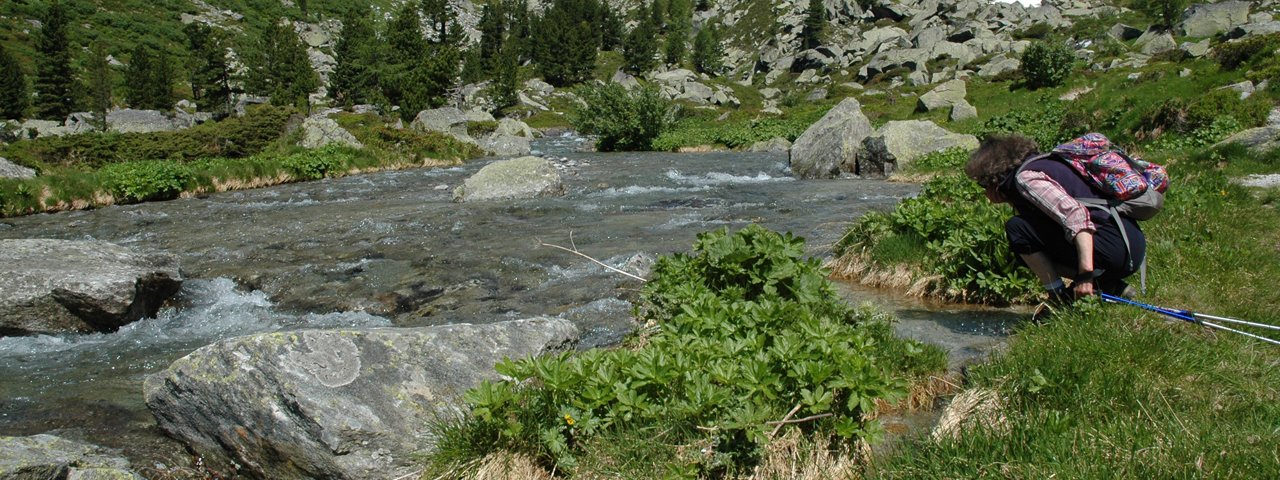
[280,145,354,180]
[1213,32,1280,71]
[1020,41,1076,90]
[572,83,675,151]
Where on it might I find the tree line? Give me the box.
[0,0,732,124]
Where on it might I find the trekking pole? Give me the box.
[1099,293,1280,347]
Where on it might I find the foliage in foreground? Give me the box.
[429,225,945,477]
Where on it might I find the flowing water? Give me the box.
[0,134,1022,469]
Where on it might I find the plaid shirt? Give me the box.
[1015,169,1096,238]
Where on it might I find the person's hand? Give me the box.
[1073,278,1095,298]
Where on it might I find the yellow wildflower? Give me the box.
[564,414,575,426]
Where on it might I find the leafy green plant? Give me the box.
[434,225,944,475]
[280,145,353,180]
[972,100,1068,149]
[99,160,194,202]
[1020,41,1075,90]
[837,175,1040,304]
[572,83,675,151]
[902,147,970,175]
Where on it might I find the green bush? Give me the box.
[837,175,1041,304]
[571,83,675,151]
[1214,33,1280,70]
[280,145,353,180]
[100,160,194,202]
[1020,41,1076,89]
[435,225,943,475]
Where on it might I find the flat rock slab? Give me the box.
[143,318,579,480]
[0,434,141,479]
[0,239,182,336]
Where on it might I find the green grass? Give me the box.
[859,110,1280,480]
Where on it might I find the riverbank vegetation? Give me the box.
[425,225,948,477]
[0,106,484,216]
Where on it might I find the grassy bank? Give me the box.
[0,109,485,217]
[859,140,1280,478]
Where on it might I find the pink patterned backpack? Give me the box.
[1052,133,1169,200]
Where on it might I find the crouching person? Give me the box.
[964,134,1144,310]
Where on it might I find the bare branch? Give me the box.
[768,402,805,439]
[538,236,647,282]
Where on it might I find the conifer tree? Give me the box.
[384,2,459,120]
[383,2,427,113]
[0,44,28,120]
[599,4,624,52]
[34,0,74,120]
[125,45,173,110]
[185,23,231,115]
[87,42,112,129]
[490,37,520,111]
[801,0,825,50]
[422,0,458,46]
[624,17,659,75]
[246,20,318,111]
[1133,0,1188,31]
[533,0,600,87]
[331,4,380,107]
[664,0,692,65]
[650,0,667,33]
[477,2,507,72]
[692,25,724,75]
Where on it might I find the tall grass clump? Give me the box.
[427,225,945,478]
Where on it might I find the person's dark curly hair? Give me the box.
[965,134,1040,189]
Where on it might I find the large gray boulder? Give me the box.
[479,133,533,156]
[0,239,182,336]
[859,120,980,177]
[0,434,141,479]
[410,107,472,141]
[918,79,968,112]
[789,98,874,179]
[143,318,579,480]
[453,156,565,202]
[0,157,36,179]
[297,116,363,149]
[1179,1,1251,38]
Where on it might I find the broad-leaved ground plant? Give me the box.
[435,225,944,476]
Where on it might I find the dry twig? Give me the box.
[538,232,647,282]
